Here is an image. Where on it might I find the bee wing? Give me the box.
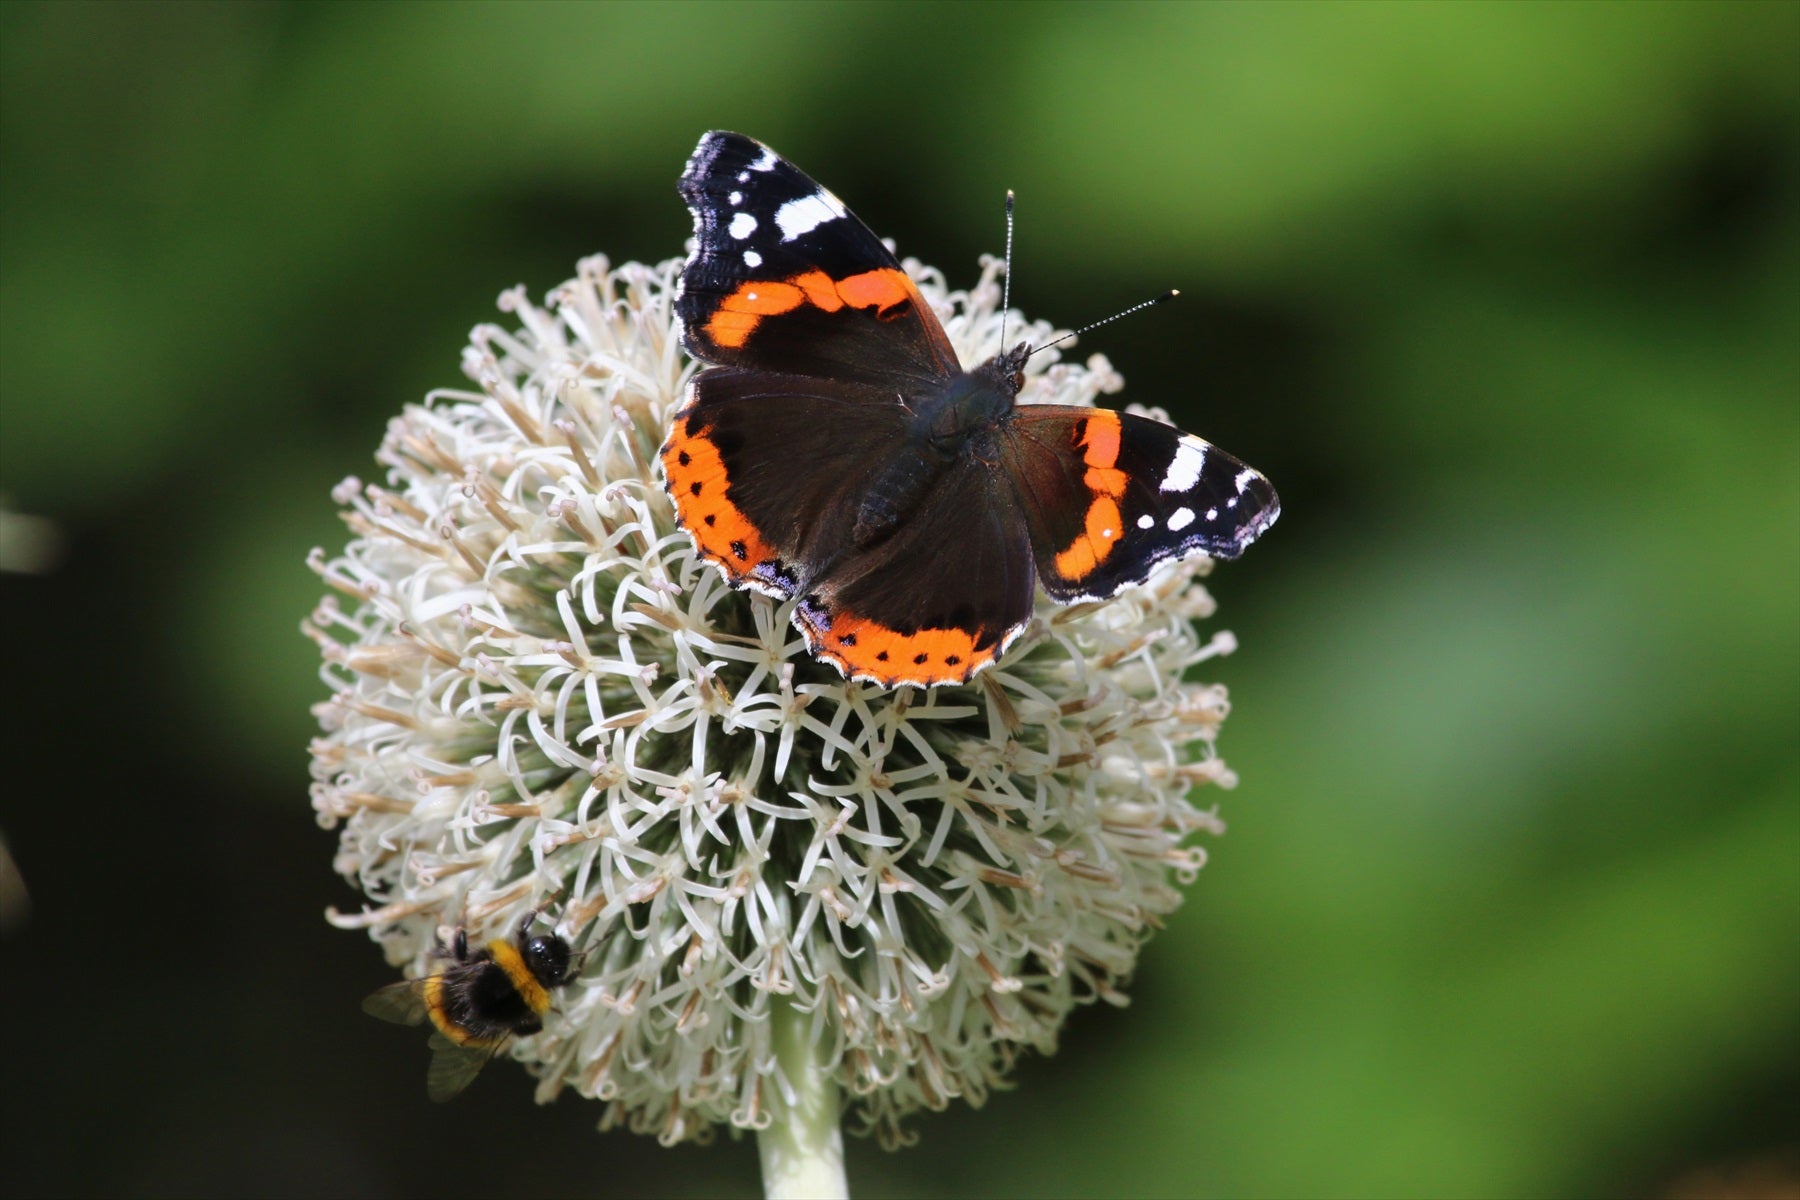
[361,979,430,1027]
[425,1032,503,1102]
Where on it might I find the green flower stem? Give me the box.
[759,994,848,1200]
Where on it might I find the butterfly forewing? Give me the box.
[1008,407,1280,601]
[677,131,959,387]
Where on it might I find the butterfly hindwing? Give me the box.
[1005,407,1281,602]
[793,455,1037,687]
[661,367,913,597]
[677,131,958,388]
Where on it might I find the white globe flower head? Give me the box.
[306,252,1246,1186]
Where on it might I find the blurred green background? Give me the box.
[2,2,1795,1197]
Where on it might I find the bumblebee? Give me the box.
[363,910,574,1101]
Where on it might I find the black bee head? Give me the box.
[523,934,573,988]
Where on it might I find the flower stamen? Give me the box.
[310,253,1249,1144]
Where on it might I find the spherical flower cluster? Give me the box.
[305,252,1244,1149]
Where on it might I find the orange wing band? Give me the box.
[662,411,784,585]
[704,267,922,349]
[1053,411,1128,579]
[796,606,1012,688]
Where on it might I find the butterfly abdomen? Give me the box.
[852,441,943,547]
[852,366,1019,548]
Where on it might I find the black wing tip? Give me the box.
[683,131,770,181]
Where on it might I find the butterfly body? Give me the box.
[850,346,1022,547]
[664,132,1278,688]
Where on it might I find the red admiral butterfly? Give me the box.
[663,131,1279,688]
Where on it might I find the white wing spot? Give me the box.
[728,190,743,205]
[743,250,763,268]
[1227,497,1239,509]
[736,171,750,183]
[1234,467,1259,494]
[1136,514,1155,530]
[729,212,758,240]
[1161,439,1207,493]
[749,146,779,172]
[1206,507,1219,521]
[776,190,847,242]
[1168,507,1196,532]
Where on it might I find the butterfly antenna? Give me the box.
[1031,289,1180,358]
[1000,189,1016,352]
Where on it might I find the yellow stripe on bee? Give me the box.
[422,975,487,1047]
[489,939,552,1016]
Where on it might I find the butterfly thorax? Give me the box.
[851,347,1029,548]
